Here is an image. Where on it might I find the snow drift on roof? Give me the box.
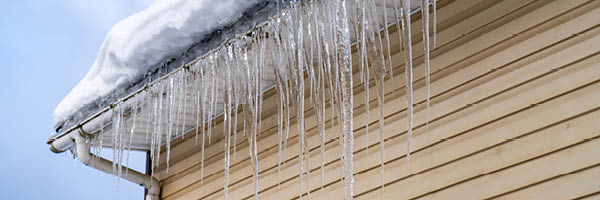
[54,0,262,126]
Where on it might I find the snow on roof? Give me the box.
[53,0,280,132]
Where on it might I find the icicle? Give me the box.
[393,0,404,100]
[119,104,125,185]
[381,0,394,93]
[307,1,316,110]
[233,63,239,147]
[295,3,308,199]
[150,86,160,178]
[181,70,188,140]
[314,1,327,191]
[126,98,139,177]
[400,0,415,165]
[365,0,388,193]
[232,48,240,161]
[250,124,259,200]
[224,46,234,200]
[375,32,388,198]
[174,73,180,140]
[195,64,201,146]
[368,0,387,91]
[233,55,241,163]
[329,0,343,136]
[280,11,292,173]
[335,0,354,199]
[166,77,175,172]
[433,0,437,47]
[362,0,371,155]
[112,102,126,187]
[275,2,291,175]
[155,82,165,171]
[241,33,261,200]
[283,64,291,169]
[258,31,266,140]
[200,61,208,186]
[275,60,285,191]
[271,19,286,191]
[174,72,182,140]
[145,90,152,144]
[208,54,218,146]
[111,104,120,179]
[255,34,261,200]
[422,0,432,127]
[318,0,335,131]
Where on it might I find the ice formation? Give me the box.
[63,0,438,199]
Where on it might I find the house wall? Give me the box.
[154,0,600,199]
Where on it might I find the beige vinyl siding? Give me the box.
[155,0,600,199]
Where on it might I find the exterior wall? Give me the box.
[155,0,600,199]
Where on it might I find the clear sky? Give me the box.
[0,0,155,199]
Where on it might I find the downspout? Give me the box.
[50,127,161,200]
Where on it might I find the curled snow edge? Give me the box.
[53,0,287,133]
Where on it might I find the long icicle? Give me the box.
[335,0,354,199]
[400,0,415,166]
[295,2,307,198]
[181,70,188,140]
[313,1,327,191]
[224,46,233,200]
[126,98,138,177]
[253,32,262,200]
[393,0,404,101]
[382,0,395,98]
[200,61,208,187]
[271,17,286,191]
[362,0,371,155]
[365,0,387,194]
[195,63,201,146]
[422,0,431,127]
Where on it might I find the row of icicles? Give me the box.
[84,0,437,199]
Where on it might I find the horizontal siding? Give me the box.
[156,0,600,199]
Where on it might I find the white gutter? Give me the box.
[49,109,111,153]
[49,125,161,200]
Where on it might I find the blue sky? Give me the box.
[0,0,155,199]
